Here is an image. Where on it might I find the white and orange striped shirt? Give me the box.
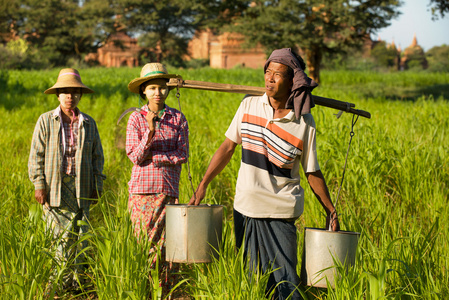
[226,94,320,219]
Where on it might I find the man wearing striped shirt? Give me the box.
[190,49,339,299]
[28,68,105,295]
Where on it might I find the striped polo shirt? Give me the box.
[226,94,320,219]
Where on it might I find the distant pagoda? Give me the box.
[400,33,428,70]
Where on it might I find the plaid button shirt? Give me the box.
[126,105,189,197]
[28,106,106,208]
[61,109,79,175]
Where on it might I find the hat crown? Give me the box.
[58,68,81,77]
[56,68,83,85]
[140,63,169,78]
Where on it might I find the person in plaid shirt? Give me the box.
[28,68,105,296]
[126,63,189,298]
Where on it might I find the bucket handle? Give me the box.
[329,114,359,231]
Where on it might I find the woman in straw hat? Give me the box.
[28,68,106,296]
[126,63,189,298]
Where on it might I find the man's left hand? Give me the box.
[326,210,340,231]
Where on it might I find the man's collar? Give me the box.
[261,93,270,106]
[262,94,295,121]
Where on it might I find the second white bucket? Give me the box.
[165,204,223,263]
[300,227,360,288]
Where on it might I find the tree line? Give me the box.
[1,0,448,82]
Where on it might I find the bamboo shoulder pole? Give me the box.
[168,78,371,119]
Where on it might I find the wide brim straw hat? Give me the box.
[128,62,182,94]
[44,68,94,94]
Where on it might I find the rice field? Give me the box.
[0,67,448,299]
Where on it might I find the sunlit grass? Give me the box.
[1,67,448,298]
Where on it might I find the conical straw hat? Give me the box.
[44,68,94,94]
[128,63,181,94]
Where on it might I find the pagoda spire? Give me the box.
[411,33,418,47]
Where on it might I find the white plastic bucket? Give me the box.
[300,227,360,288]
[165,204,223,263]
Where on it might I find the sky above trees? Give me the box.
[374,0,449,51]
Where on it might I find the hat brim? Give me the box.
[44,83,94,94]
[128,74,182,94]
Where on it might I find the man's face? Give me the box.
[264,62,293,101]
[57,87,82,111]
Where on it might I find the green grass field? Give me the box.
[0,67,448,299]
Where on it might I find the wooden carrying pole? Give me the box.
[167,78,371,119]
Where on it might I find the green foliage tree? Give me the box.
[79,0,118,50]
[1,0,250,68]
[429,0,449,19]
[0,0,21,43]
[104,0,203,65]
[1,0,116,67]
[188,0,253,31]
[80,0,250,66]
[403,46,428,71]
[0,38,49,69]
[370,41,399,69]
[9,0,112,66]
[426,44,449,72]
[17,0,80,65]
[225,0,402,83]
